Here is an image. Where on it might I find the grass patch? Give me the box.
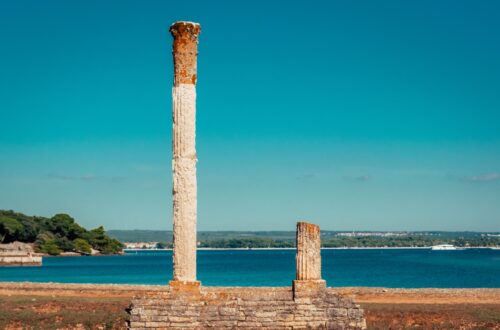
[362,303,500,330]
[470,308,500,322]
[0,295,129,329]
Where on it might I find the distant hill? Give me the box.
[106,229,500,248]
[106,230,303,242]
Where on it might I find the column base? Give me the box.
[169,280,201,297]
[292,279,326,300]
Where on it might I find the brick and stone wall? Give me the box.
[129,287,366,329]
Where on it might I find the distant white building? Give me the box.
[124,242,159,249]
[336,232,407,237]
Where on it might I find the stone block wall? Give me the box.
[129,286,366,329]
[0,253,42,266]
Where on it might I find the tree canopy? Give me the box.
[0,210,123,256]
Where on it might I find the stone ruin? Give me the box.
[128,21,366,329]
[0,242,42,266]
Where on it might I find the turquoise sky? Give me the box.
[1,0,499,231]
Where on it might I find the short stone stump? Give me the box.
[129,286,366,329]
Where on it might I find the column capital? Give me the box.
[296,221,320,238]
[170,21,201,86]
[170,21,201,40]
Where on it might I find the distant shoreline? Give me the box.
[123,246,498,252]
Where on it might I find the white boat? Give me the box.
[431,244,458,250]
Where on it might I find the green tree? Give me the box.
[0,210,123,254]
[85,226,123,254]
[156,242,167,249]
[73,238,92,254]
[16,217,41,242]
[46,214,86,240]
[38,239,62,255]
[0,215,24,243]
[55,236,74,251]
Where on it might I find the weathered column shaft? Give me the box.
[170,21,201,282]
[296,222,321,280]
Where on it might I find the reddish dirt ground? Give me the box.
[0,283,499,329]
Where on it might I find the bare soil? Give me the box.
[0,283,499,329]
[0,295,129,330]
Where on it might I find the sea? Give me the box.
[1,249,499,288]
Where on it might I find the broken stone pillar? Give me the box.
[293,222,326,298]
[169,21,201,285]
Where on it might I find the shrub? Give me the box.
[73,238,92,254]
[38,239,62,256]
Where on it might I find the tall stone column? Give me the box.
[293,222,326,299]
[170,21,201,284]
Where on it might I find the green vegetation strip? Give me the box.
[1,210,122,255]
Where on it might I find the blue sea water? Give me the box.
[1,249,499,288]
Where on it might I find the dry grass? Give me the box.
[0,296,129,330]
[362,303,500,330]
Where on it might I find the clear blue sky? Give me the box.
[1,0,499,231]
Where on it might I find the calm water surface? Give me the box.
[1,249,499,287]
